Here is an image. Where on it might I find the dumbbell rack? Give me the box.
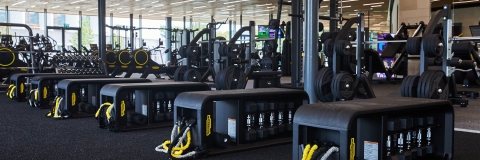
[52,78,151,119]
[8,73,71,102]
[292,97,453,160]
[173,88,308,156]
[98,82,211,131]
[52,55,105,75]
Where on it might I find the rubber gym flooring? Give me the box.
[1,76,480,159]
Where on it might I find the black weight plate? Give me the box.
[323,39,334,57]
[424,71,448,99]
[183,69,202,82]
[335,40,352,56]
[0,48,15,67]
[173,66,187,82]
[227,45,240,58]
[132,49,149,66]
[349,32,357,41]
[343,56,357,74]
[407,76,420,98]
[215,68,226,90]
[331,72,355,100]
[218,45,226,56]
[401,76,413,97]
[319,22,324,32]
[417,70,435,98]
[314,68,334,102]
[320,32,332,43]
[223,66,246,90]
[423,34,444,57]
[178,45,188,58]
[406,37,422,55]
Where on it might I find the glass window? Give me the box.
[27,12,39,25]
[0,10,5,22]
[55,14,65,26]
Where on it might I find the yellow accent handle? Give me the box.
[95,102,112,118]
[43,87,48,99]
[72,92,76,106]
[121,100,126,117]
[350,138,355,160]
[9,86,16,99]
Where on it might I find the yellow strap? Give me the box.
[95,102,112,118]
[47,97,61,117]
[161,130,193,157]
[28,90,34,103]
[6,84,14,96]
[8,86,16,99]
[306,144,318,160]
[106,104,115,119]
[34,90,38,101]
[302,144,311,160]
[53,97,62,118]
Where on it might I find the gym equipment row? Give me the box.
[47,78,152,119]
[7,73,71,102]
[96,82,211,131]
[292,97,453,160]
[109,48,176,79]
[156,88,308,158]
[28,74,110,109]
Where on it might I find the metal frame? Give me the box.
[46,26,82,53]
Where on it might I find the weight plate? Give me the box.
[343,56,357,74]
[349,32,357,41]
[323,39,335,57]
[0,48,15,67]
[215,68,227,89]
[218,45,226,56]
[173,66,187,82]
[132,49,149,66]
[183,69,202,82]
[407,76,420,98]
[178,45,188,58]
[227,45,240,58]
[320,32,332,43]
[268,19,279,29]
[335,40,352,56]
[401,76,412,97]
[423,34,444,57]
[319,22,324,32]
[406,37,422,55]
[331,72,355,100]
[417,70,434,98]
[217,66,246,90]
[314,68,334,102]
[418,70,449,99]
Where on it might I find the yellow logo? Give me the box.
[121,100,126,117]
[21,68,27,71]
[43,87,48,99]
[152,66,160,70]
[20,83,24,93]
[350,138,355,160]
[136,66,142,69]
[109,65,115,68]
[121,66,128,69]
[72,92,76,106]
[206,115,212,136]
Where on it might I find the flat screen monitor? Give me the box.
[258,25,284,38]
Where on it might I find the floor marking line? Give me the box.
[455,128,480,134]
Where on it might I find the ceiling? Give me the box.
[432,0,480,8]
[2,0,391,32]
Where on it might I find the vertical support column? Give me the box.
[98,0,106,61]
[166,17,172,61]
[129,14,134,51]
[229,20,232,40]
[304,0,319,103]
[190,16,193,30]
[291,0,302,87]
[110,13,113,45]
[329,0,338,31]
[79,11,82,53]
[208,16,216,75]
[248,21,255,69]
[269,14,273,20]
[139,15,142,48]
[44,9,47,36]
[182,16,186,46]
[233,21,236,32]
[5,6,9,34]
[240,14,242,41]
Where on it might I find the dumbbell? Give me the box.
[267,102,279,135]
[164,91,175,120]
[244,101,257,142]
[153,92,165,122]
[287,102,295,131]
[255,101,269,139]
[277,102,286,133]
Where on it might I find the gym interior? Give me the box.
[1,0,480,159]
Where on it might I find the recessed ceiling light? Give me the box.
[12,1,26,6]
[193,6,206,9]
[224,0,249,5]
[86,8,97,11]
[338,6,351,8]
[71,0,85,4]
[154,4,164,7]
[119,10,129,13]
[75,6,80,9]
[31,5,36,8]
[109,4,120,7]
[51,6,60,9]
[370,5,382,7]
[227,5,235,7]
[42,2,48,4]
[363,2,384,6]
[208,0,216,3]
[134,8,145,11]
[453,0,479,4]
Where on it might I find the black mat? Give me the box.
[0,87,479,159]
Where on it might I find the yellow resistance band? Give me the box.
[162,130,192,157]
[8,86,16,99]
[95,102,113,118]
